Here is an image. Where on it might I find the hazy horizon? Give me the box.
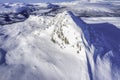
[0,0,75,3]
[0,0,118,3]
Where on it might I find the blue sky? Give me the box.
[0,0,74,3]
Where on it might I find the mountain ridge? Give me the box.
[0,3,120,80]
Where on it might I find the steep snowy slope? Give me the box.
[0,9,120,80]
[0,11,90,80]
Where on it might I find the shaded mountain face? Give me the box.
[0,2,120,80]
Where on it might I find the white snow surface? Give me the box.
[0,2,120,80]
[0,11,90,80]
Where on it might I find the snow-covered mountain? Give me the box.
[0,2,120,80]
[0,1,120,25]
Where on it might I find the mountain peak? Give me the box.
[51,11,87,54]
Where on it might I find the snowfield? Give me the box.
[0,1,120,80]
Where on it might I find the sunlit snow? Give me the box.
[0,1,120,80]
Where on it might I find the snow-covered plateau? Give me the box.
[0,1,120,80]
